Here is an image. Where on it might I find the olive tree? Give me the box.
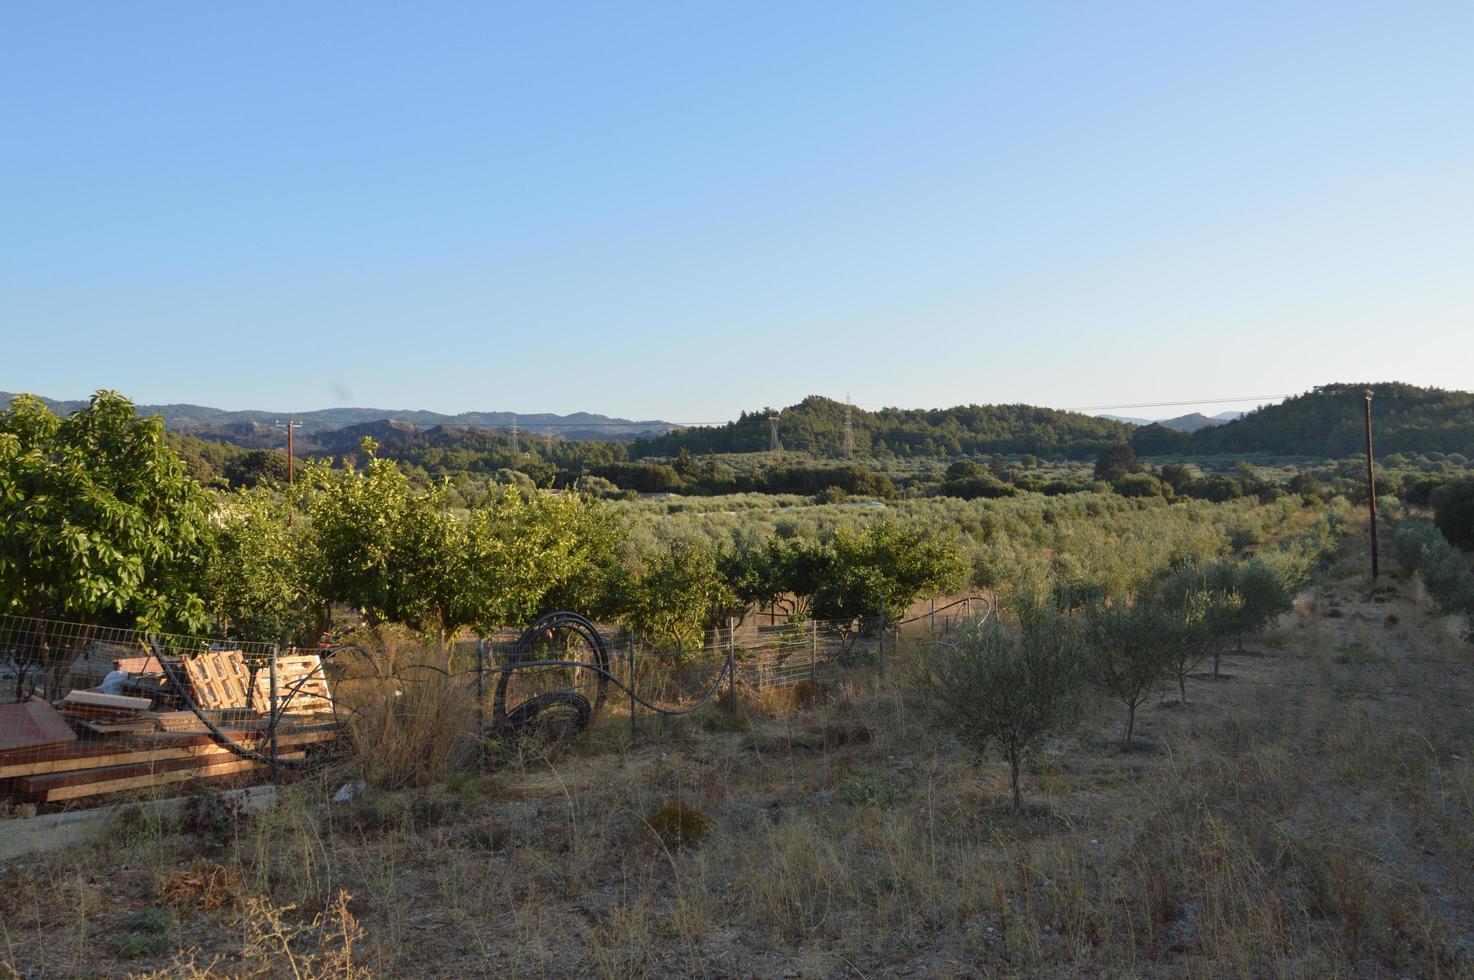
[1151,564,1243,699]
[1085,599,1177,751]
[925,609,1082,810]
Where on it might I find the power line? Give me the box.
[1066,394,1292,412]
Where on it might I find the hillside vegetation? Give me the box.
[1134,383,1474,458]
[632,396,1134,459]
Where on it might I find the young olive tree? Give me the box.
[1085,600,1177,751]
[925,609,1082,810]
[1203,558,1291,666]
[1151,565,1244,700]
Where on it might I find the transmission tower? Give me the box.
[842,395,854,457]
[768,413,781,452]
[510,417,519,453]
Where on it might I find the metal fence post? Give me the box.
[727,617,737,712]
[628,631,637,742]
[810,618,818,687]
[878,603,886,679]
[475,638,485,745]
[269,645,280,785]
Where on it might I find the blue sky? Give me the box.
[2,2,1471,422]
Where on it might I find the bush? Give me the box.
[645,799,712,848]
[1433,479,1474,550]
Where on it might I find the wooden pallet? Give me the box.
[254,654,333,714]
[183,651,253,710]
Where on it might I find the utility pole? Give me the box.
[274,419,302,486]
[768,413,781,452]
[842,395,854,457]
[275,420,302,526]
[510,417,520,454]
[1364,391,1379,580]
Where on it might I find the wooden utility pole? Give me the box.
[277,420,302,526]
[1364,392,1378,580]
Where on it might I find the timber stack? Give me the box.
[0,649,340,807]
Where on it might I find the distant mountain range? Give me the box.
[1098,411,1245,432]
[6,384,1471,460]
[0,392,677,446]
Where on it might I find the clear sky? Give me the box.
[3,2,1471,422]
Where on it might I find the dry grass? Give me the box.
[4,544,1474,976]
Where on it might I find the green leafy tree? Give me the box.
[622,543,736,652]
[222,449,291,489]
[1433,479,1474,551]
[463,486,625,629]
[1094,444,1142,483]
[1085,600,1177,750]
[0,391,215,632]
[813,523,967,651]
[208,488,318,643]
[924,609,1082,810]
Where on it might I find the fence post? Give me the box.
[727,617,737,713]
[878,603,886,679]
[269,645,280,786]
[475,638,485,746]
[810,618,818,687]
[628,631,637,742]
[930,597,936,640]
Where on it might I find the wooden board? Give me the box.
[0,700,78,753]
[114,655,165,674]
[60,690,153,711]
[0,726,340,779]
[182,651,252,709]
[254,654,333,714]
[26,752,306,803]
[82,718,164,735]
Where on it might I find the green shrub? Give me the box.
[645,800,712,848]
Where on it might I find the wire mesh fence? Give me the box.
[0,596,995,810]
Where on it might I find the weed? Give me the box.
[645,799,712,848]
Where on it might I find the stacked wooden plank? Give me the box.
[56,691,160,735]
[0,723,339,803]
[0,648,344,808]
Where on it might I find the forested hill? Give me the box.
[632,396,1134,459]
[1131,384,1474,457]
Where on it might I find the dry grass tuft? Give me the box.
[335,627,480,789]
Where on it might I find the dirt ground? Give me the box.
[3,543,1473,978]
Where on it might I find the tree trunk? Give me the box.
[1123,701,1137,752]
[1009,746,1023,811]
[1213,647,1221,680]
[1179,671,1187,704]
